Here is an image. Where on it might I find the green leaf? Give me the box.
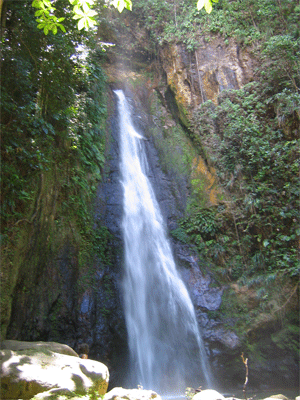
[197,0,213,13]
[87,10,97,17]
[43,0,52,7]
[82,1,90,13]
[111,0,132,13]
[43,26,49,35]
[123,0,132,11]
[58,24,66,32]
[34,10,44,16]
[73,5,83,15]
[77,17,86,30]
[32,0,43,8]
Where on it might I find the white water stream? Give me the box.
[115,90,212,394]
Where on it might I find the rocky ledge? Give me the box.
[0,340,298,400]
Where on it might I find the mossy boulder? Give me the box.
[0,345,109,399]
[0,340,79,357]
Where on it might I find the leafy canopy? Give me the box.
[32,0,215,34]
[32,0,133,34]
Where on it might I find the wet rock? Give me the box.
[179,256,223,311]
[104,387,161,400]
[193,389,225,400]
[205,327,241,350]
[268,396,289,400]
[0,348,109,399]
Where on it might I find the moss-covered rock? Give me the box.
[0,346,109,399]
[1,340,79,357]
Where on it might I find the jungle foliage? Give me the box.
[1,0,109,259]
[186,0,300,283]
[130,0,299,284]
[0,0,118,338]
[132,0,300,51]
[187,76,299,279]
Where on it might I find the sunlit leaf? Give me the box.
[197,0,213,13]
[197,0,204,11]
[58,23,66,32]
[78,17,85,30]
[32,0,43,7]
[34,10,44,16]
[124,0,132,11]
[111,0,131,13]
[82,2,90,13]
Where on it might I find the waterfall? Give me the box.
[115,90,212,394]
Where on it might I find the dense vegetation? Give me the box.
[0,0,111,337]
[1,1,106,229]
[127,0,300,280]
[189,82,299,280]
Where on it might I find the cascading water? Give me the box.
[115,90,212,394]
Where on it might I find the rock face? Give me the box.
[159,38,257,126]
[0,343,109,399]
[5,234,126,387]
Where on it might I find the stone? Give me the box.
[104,387,161,400]
[33,388,81,399]
[0,348,109,399]
[204,326,241,349]
[193,390,225,400]
[264,397,289,400]
[181,263,223,311]
[226,398,243,400]
[0,340,79,357]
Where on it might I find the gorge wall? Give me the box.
[1,2,299,394]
